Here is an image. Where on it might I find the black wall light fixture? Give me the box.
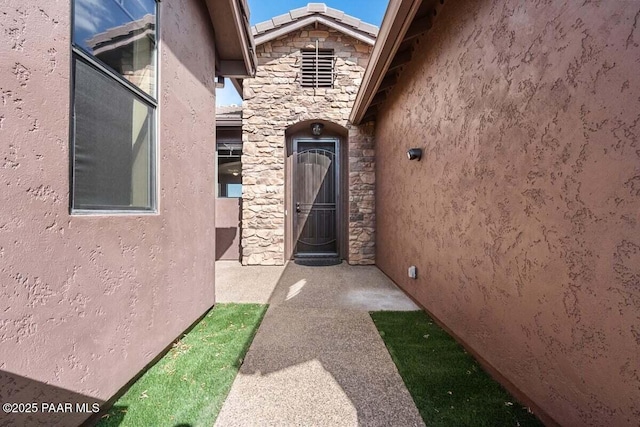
[311,122,324,136]
[407,148,422,161]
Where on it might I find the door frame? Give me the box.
[287,136,342,259]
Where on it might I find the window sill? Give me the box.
[70,209,159,216]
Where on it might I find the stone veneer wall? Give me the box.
[347,122,376,264]
[242,24,374,265]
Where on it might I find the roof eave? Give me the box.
[206,0,257,78]
[254,16,376,46]
[217,117,243,127]
[230,77,244,99]
[350,0,423,124]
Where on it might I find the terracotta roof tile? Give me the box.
[251,3,379,39]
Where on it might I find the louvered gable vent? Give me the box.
[301,48,335,88]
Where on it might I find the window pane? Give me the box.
[73,58,154,210]
[74,0,156,96]
[218,154,242,198]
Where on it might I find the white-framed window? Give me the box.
[71,0,158,212]
[300,47,335,88]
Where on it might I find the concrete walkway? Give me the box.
[214,262,425,427]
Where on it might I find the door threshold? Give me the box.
[294,254,342,266]
[295,252,339,258]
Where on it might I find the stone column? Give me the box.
[347,122,376,265]
[241,107,286,266]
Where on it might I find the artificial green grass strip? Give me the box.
[98,303,267,427]
[370,311,543,427]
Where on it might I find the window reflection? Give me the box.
[71,0,157,212]
[73,0,156,97]
[218,144,243,198]
[73,58,153,209]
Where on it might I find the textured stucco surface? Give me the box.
[375,1,640,426]
[0,0,217,424]
[242,25,375,266]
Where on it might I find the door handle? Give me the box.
[296,202,301,213]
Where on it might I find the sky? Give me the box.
[215,0,390,106]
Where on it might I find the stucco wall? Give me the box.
[375,1,640,426]
[242,24,375,266]
[216,198,241,260]
[0,0,217,424]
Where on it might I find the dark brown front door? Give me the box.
[294,139,339,256]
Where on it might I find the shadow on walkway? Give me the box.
[214,262,424,427]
